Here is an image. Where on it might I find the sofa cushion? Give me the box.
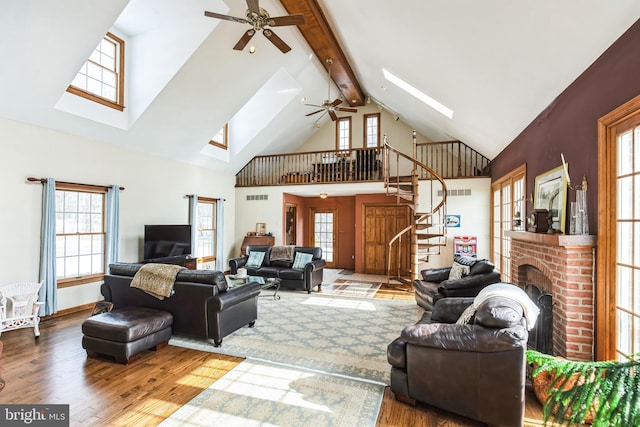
[292,252,313,270]
[270,260,293,268]
[448,262,469,280]
[420,268,450,283]
[469,259,495,275]
[474,296,524,329]
[246,251,266,268]
[279,269,304,280]
[256,267,280,278]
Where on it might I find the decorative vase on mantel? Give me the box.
[569,176,589,235]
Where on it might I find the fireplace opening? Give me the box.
[524,282,554,355]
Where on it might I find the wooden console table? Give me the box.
[240,235,275,256]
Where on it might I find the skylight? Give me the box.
[382,69,454,119]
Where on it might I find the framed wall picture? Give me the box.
[534,164,568,233]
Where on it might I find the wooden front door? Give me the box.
[363,205,410,275]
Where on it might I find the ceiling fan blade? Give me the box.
[246,0,260,15]
[263,29,291,53]
[204,10,248,24]
[336,107,358,113]
[306,109,325,117]
[304,103,325,108]
[233,29,256,51]
[330,98,342,107]
[269,15,305,27]
[329,110,338,121]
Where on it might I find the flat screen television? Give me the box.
[143,224,192,260]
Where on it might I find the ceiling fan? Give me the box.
[305,58,358,122]
[204,0,304,54]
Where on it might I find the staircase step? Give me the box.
[387,183,414,191]
[415,224,433,230]
[416,233,444,239]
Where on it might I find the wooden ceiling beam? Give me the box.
[280,0,366,107]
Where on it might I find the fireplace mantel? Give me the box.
[506,231,596,248]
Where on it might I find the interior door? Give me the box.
[363,205,410,275]
[311,209,336,268]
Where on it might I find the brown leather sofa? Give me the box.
[413,256,501,310]
[229,245,325,293]
[102,263,261,346]
[387,296,529,427]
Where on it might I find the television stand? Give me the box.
[141,255,197,270]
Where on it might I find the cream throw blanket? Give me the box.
[457,282,540,330]
[131,263,185,300]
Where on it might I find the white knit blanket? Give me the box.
[457,283,540,330]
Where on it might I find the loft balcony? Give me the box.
[235,141,490,187]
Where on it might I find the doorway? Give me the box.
[311,209,336,268]
[363,205,410,275]
[285,204,297,245]
[598,94,640,360]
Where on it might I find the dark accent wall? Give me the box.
[491,18,640,234]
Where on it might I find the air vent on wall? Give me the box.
[438,189,472,197]
[246,194,269,201]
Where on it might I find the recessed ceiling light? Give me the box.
[382,69,453,119]
[300,97,307,103]
[249,46,256,54]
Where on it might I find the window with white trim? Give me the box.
[195,197,217,262]
[55,183,107,287]
[336,117,351,151]
[364,113,380,148]
[67,32,125,111]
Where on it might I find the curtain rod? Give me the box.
[185,194,226,201]
[27,177,125,191]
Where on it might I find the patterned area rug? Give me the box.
[170,291,423,384]
[168,292,422,426]
[322,281,381,298]
[160,359,384,427]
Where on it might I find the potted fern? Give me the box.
[526,349,640,426]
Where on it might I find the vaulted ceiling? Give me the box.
[1,1,639,173]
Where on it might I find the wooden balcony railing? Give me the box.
[235,141,490,187]
[236,148,383,187]
[415,140,490,179]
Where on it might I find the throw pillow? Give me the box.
[455,303,476,325]
[292,252,314,270]
[246,251,266,268]
[448,261,470,280]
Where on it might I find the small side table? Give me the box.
[227,275,280,301]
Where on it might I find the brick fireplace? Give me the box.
[506,231,597,361]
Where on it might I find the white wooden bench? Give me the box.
[0,281,44,337]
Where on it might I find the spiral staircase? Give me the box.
[383,132,448,284]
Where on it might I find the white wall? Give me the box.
[297,104,430,153]
[0,117,236,311]
[417,177,492,269]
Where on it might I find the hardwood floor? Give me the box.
[0,280,550,427]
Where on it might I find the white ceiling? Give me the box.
[1,0,639,173]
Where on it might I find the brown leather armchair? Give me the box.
[387,295,529,427]
[413,256,501,310]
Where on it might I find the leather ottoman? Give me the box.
[82,307,173,364]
